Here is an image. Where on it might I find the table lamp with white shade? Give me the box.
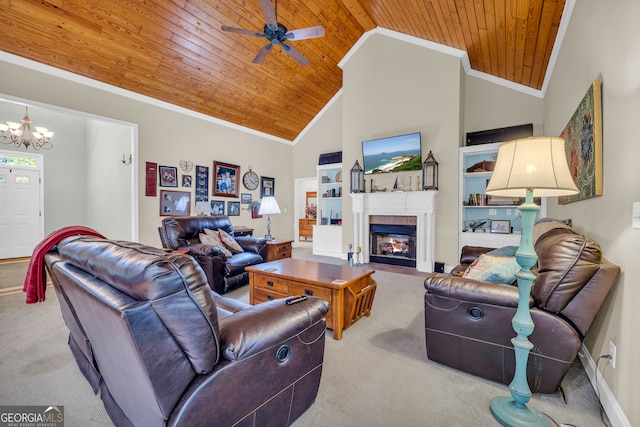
[195,201,211,216]
[485,137,578,427]
[258,196,281,240]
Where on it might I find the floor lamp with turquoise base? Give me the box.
[485,137,578,427]
[489,189,549,426]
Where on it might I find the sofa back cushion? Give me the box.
[533,225,602,312]
[57,236,220,368]
[163,215,234,249]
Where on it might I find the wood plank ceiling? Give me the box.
[0,0,566,141]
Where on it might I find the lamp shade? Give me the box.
[258,196,281,215]
[485,137,578,198]
[195,201,211,215]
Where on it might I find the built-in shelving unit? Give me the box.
[459,142,546,253]
[313,163,343,257]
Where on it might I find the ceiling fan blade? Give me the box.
[259,0,278,29]
[285,25,325,41]
[282,43,310,66]
[220,26,262,37]
[253,44,273,64]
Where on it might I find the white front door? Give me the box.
[0,152,44,259]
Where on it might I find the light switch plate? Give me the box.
[633,202,640,229]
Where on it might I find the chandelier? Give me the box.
[0,107,54,150]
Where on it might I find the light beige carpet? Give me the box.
[0,247,607,426]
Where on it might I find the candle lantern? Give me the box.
[422,151,439,190]
[350,160,365,193]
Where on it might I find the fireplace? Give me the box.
[351,191,437,272]
[369,219,417,267]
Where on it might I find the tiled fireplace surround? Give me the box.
[351,191,437,272]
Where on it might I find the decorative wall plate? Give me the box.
[179,160,194,174]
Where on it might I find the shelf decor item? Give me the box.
[422,151,438,190]
[350,160,364,193]
[486,137,578,427]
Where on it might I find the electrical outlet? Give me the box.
[489,209,497,216]
[506,209,512,215]
[609,341,617,369]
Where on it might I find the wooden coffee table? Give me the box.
[246,259,377,340]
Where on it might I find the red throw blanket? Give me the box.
[23,226,106,304]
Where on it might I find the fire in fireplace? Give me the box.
[369,222,417,268]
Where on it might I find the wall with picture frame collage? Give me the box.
[150,157,275,221]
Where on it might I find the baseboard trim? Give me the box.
[577,344,631,427]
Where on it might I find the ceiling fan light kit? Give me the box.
[221,0,325,66]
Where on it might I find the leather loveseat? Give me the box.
[45,235,329,427]
[424,221,620,393]
[161,215,267,294]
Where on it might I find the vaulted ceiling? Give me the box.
[0,0,567,141]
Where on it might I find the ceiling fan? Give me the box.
[221,0,325,66]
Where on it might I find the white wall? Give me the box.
[85,120,134,240]
[339,33,463,263]
[543,0,639,424]
[0,58,294,246]
[0,100,135,241]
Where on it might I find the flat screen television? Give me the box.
[362,132,422,175]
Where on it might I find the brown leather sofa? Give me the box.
[424,221,620,393]
[161,215,267,294]
[45,235,329,427]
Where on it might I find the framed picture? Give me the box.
[490,220,511,234]
[559,81,603,205]
[228,201,240,216]
[145,162,158,196]
[250,201,262,218]
[159,166,178,187]
[210,200,225,215]
[260,176,274,198]
[160,190,191,216]
[213,161,240,197]
[182,175,192,187]
[241,193,252,204]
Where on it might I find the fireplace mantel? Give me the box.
[351,191,437,272]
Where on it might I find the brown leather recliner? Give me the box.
[45,235,329,427]
[424,222,620,393]
[161,215,267,294]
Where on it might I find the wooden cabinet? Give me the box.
[265,240,292,261]
[459,143,546,253]
[298,218,315,240]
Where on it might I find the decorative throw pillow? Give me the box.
[478,257,520,284]
[199,231,232,258]
[217,229,244,254]
[463,254,515,280]
[487,246,518,257]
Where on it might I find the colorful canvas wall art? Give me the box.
[558,81,603,205]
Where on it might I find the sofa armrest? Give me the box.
[235,236,267,256]
[219,297,329,361]
[183,243,228,260]
[424,273,528,308]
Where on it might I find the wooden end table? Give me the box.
[265,239,293,261]
[246,259,377,340]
